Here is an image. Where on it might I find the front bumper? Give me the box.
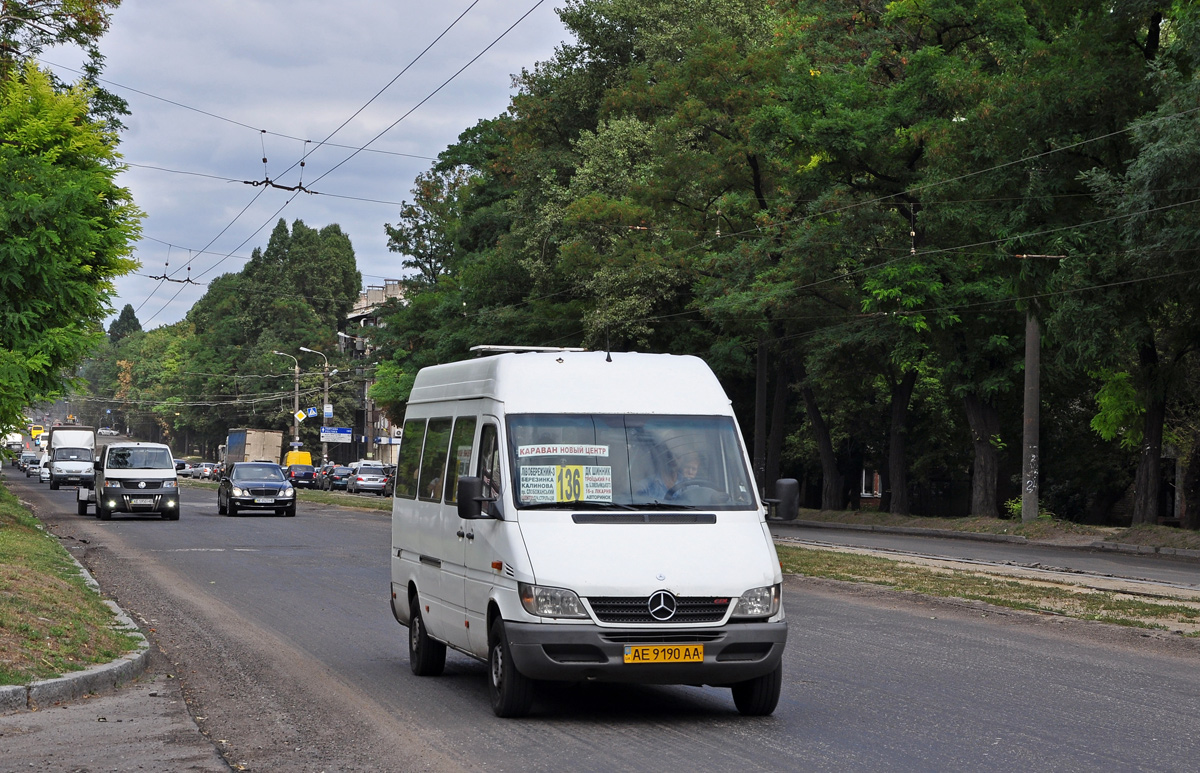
[503,620,787,685]
[231,494,293,510]
[52,473,91,486]
[100,490,180,514]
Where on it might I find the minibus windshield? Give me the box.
[508,414,756,510]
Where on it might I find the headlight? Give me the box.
[232,487,246,497]
[162,480,177,489]
[53,467,63,474]
[282,487,295,497]
[518,582,588,618]
[103,478,121,488]
[732,584,781,618]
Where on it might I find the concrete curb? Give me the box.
[770,519,1200,563]
[1090,541,1200,561]
[0,552,149,714]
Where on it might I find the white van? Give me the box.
[389,350,796,717]
[85,442,180,520]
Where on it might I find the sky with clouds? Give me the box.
[39,0,570,331]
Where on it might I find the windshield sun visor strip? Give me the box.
[571,513,716,524]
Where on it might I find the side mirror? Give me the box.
[774,478,799,521]
[457,476,496,520]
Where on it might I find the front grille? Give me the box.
[120,480,162,489]
[246,487,282,497]
[600,631,724,644]
[588,596,730,624]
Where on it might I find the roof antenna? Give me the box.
[606,327,612,362]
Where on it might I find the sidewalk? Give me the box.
[0,531,229,771]
[0,654,229,771]
[772,518,1200,562]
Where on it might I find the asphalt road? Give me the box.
[8,472,1200,772]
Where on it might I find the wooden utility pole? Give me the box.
[1021,311,1040,522]
[753,337,768,493]
[1015,254,1062,523]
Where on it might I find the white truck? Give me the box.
[47,426,96,490]
[4,432,23,462]
[224,428,284,465]
[389,349,797,717]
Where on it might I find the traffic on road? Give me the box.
[7,463,1200,771]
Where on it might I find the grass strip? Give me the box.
[0,482,142,685]
[777,544,1200,636]
[795,508,1200,550]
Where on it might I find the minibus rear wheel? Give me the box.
[488,619,534,718]
[408,601,446,676]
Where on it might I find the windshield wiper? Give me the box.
[630,501,699,510]
[522,500,639,511]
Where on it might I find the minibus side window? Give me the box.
[394,419,427,500]
[478,424,502,517]
[443,417,477,504]
[417,418,453,502]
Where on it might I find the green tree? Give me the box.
[108,303,141,343]
[0,63,140,436]
[0,0,120,79]
[1055,2,1200,525]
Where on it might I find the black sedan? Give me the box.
[322,466,353,490]
[285,463,317,488]
[218,462,297,517]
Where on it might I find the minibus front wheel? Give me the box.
[488,619,534,718]
[731,662,783,716]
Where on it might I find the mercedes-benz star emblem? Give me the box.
[648,590,677,621]
[137,481,146,489]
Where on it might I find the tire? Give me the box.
[50,481,59,491]
[488,619,534,717]
[731,663,783,716]
[77,499,89,516]
[97,502,112,521]
[285,503,296,517]
[408,603,446,677]
[228,500,239,517]
[217,493,227,515]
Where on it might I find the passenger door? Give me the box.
[465,419,504,656]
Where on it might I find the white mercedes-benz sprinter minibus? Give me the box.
[390,349,796,717]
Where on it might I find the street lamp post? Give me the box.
[272,351,300,450]
[299,346,330,464]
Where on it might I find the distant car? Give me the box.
[348,466,386,495]
[97,427,119,436]
[18,453,37,471]
[323,466,353,491]
[381,465,396,497]
[284,464,316,488]
[27,456,46,478]
[174,459,194,477]
[39,464,51,483]
[218,461,296,517]
[315,462,337,488]
[196,462,216,479]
